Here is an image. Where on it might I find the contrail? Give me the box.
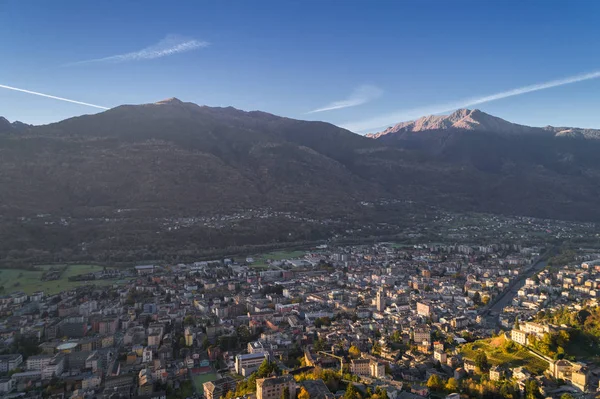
[341,69,600,133]
[307,85,383,114]
[0,84,110,110]
[66,34,209,66]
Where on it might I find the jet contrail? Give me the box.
[341,69,600,133]
[307,85,383,114]
[0,84,110,110]
[66,34,209,66]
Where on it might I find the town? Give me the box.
[1,217,600,399]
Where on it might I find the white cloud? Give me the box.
[66,34,209,66]
[307,84,383,114]
[0,83,110,109]
[341,69,600,133]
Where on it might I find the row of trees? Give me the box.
[534,306,600,357]
[426,374,532,399]
[343,384,389,399]
[294,367,341,392]
[528,331,570,359]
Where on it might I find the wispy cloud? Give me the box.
[341,69,600,133]
[307,85,383,114]
[66,34,209,66]
[0,84,110,109]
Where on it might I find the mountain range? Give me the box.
[1,100,599,263]
[367,108,600,139]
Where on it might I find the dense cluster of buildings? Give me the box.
[0,234,599,399]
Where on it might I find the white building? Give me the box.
[0,354,23,373]
[235,353,269,376]
[41,356,64,379]
[370,361,385,379]
[0,378,14,394]
[26,355,53,371]
[521,322,549,338]
[510,329,528,345]
[434,350,447,364]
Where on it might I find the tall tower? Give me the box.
[376,287,385,312]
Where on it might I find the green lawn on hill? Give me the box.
[460,335,549,375]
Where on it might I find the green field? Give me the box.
[0,265,125,295]
[249,250,307,268]
[461,335,549,375]
[191,372,219,392]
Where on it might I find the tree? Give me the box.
[576,309,591,325]
[426,374,444,391]
[390,330,402,343]
[257,358,279,378]
[257,359,271,377]
[371,342,382,355]
[475,351,490,372]
[298,387,310,399]
[237,325,252,342]
[560,394,575,399]
[472,292,481,305]
[445,377,459,392]
[384,363,392,375]
[314,317,331,328]
[502,339,517,354]
[348,345,361,358]
[556,330,570,347]
[376,387,389,399]
[481,296,490,306]
[344,383,361,399]
[525,379,542,399]
[313,338,327,352]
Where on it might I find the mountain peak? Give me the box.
[155,97,185,105]
[369,108,543,138]
[448,108,474,118]
[0,117,11,132]
[447,108,488,122]
[0,117,29,133]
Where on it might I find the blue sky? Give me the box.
[2,0,600,133]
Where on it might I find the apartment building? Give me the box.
[256,375,296,399]
[235,352,269,376]
[511,329,528,345]
[370,361,385,379]
[350,359,370,376]
[203,377,237,399]
[0,354,23,373]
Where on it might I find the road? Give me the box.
[488,259,547,313]
[480,250,553,326]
